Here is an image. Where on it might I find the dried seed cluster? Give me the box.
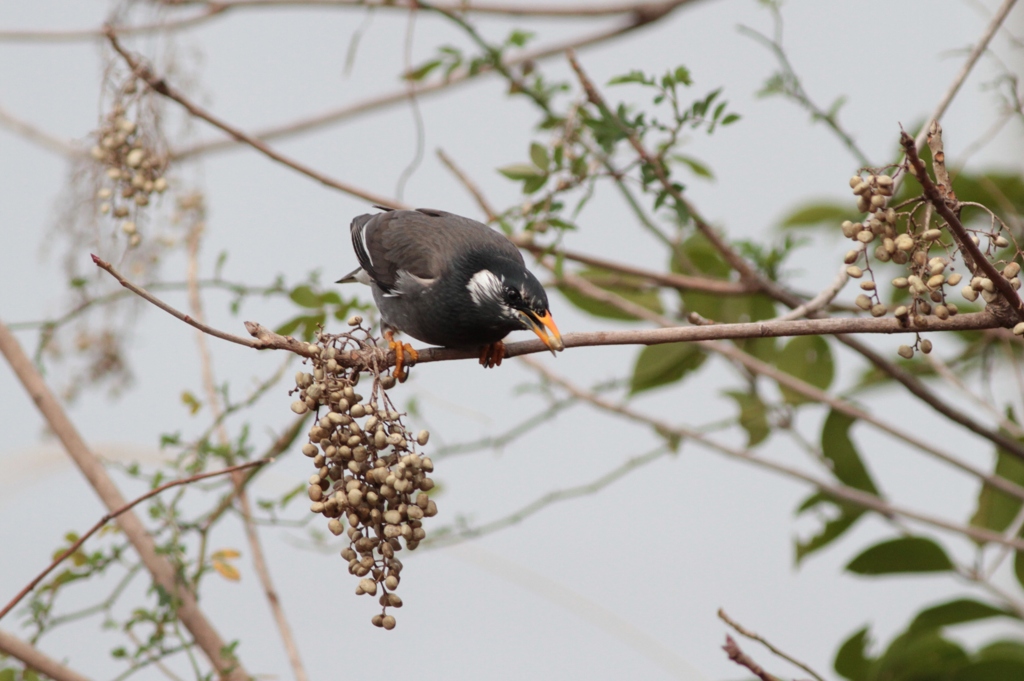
[840,168,1021,360]
[89,80,168,247]
[291,318,437,629]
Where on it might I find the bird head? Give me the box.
[464,258,564,354]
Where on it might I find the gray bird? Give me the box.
[338,207,563,379]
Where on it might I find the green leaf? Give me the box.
[821,411,878,494]
[672,154,715,180]
[498,163,544,180]
[976,640,1024,665]
[506,29,533,47]
[776,335,834,405]
[1014,550,1024,590]
[288,285,321,308]
[953,659,1024,681]
[275,315,304,336]
[629,343,706,394]
[908,598,1018,632]
[970,439,1024,539]
[608,70,650,86]
[720,113,740,126]
[529,142,549,170]
[874,630,968,680]
[522,174,547,194]
[404,59,441,81]
[834,626,873,681]
[846,536,954,575]
[781,201,852,228]
[557,268,663,321]
[794,493,865,564]
[724,389,770,446]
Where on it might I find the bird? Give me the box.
[338,207,563,380]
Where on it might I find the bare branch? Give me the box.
[437,148,755,295]
[0,320,249,680]
[718,609,825,681]
[912,0,1020,153]
[721,635,782,681]
[162,0,699,18]
[0,460,270,623]
[436,148,499,222]
[565,48,1024,463]
[0,630,92,681]
[2,0,693,44]
[184,224,309,681]
[173,5,687,159]
[93,248,1008,360]
[0,6,228,42]
[773,258,852,321]
[424,444,669,549]
[522,356,1024,550]
[104,29,405,208]
[0,102,82,157]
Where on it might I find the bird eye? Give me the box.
[506,288,522,303]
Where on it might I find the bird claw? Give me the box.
[384,330,418,382]
[479,341,506,369]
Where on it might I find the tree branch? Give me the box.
[0,320,249,680]
[0,460,270,623]
[522,356,1024,550]
[104,29,405,209]
[900,126,1024,323]
[0,630,92,681]
[565,48,1024,463]
[718,609,825,681]
[721,635,782,681]
[173,3,693,159]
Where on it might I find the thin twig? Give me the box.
[718,609,825,681]
[93,248,1008,360]
[0,459,268,622]
[553,272,1024,503]
[0,6,228,42]
[424,444,670,548]
[521,356,1024,550]
[0,320,249,680]
[913,0,1020,153]
[721,635,782,681]
[104,29,405,209]
[565,48,1024,463]
[437,148,752,295]
[0,102,82,157]
[173,5,688,159]
[773,258,852,322]
[737,8,870,166]
[0,0,699,42]
[436,148,498,221]
[184,225,309,681]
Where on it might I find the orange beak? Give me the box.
[522,309,564,355]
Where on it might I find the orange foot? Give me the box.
[479,341,506,369]
[383,330,418,382]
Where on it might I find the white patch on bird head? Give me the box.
[466,269,506,307]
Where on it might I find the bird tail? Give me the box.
[336,267,370,285]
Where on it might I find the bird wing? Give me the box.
[350,208,523,295]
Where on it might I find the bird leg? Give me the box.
[383,330,418,382]
[479,341,506,369]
